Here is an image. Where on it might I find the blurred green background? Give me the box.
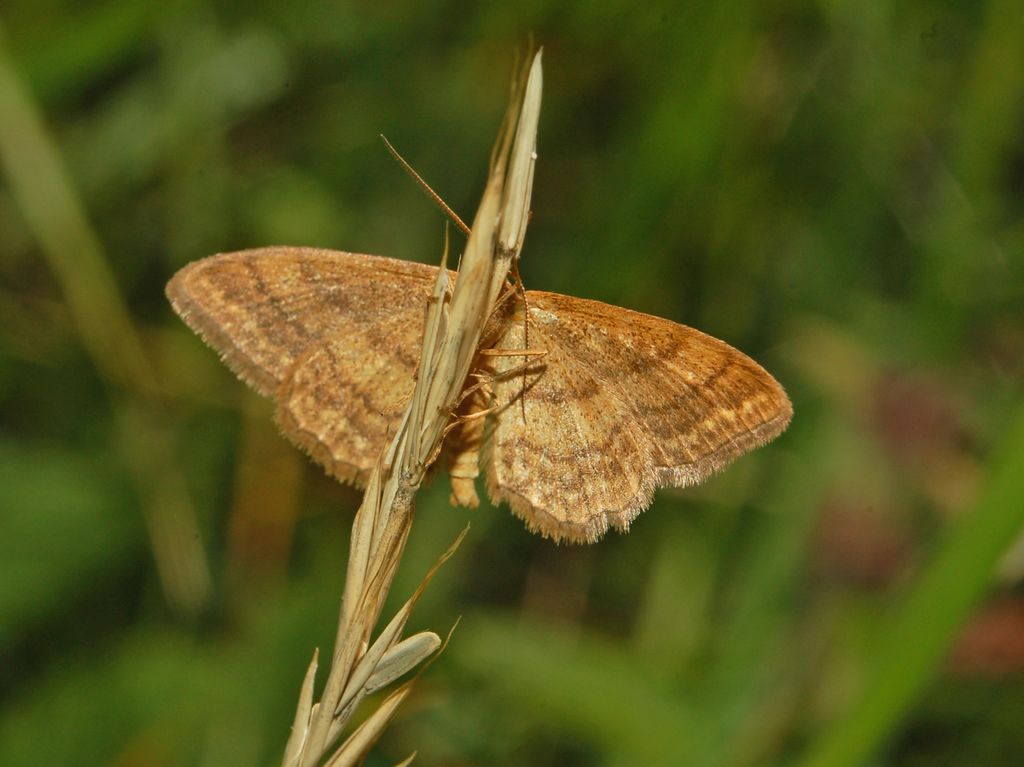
[1,1,1023,765]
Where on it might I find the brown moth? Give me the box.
[167,246,792,543]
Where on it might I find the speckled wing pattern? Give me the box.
[166,247,441,485]
[482,291,792,543]
[167,248,792,543]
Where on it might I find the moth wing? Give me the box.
[274,329,420,486]
[167,247,442,483]
[483,291,792,543]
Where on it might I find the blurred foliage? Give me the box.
[1,1,1022,766]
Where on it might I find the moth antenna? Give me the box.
[381,134,472,238]
[493,280,518,310]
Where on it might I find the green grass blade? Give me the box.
[797,400,1024,767]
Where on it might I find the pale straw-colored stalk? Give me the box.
[283,51,543,767]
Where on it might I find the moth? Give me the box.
[167,247,792,543]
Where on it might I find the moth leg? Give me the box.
[476,348,547,357]
[477,349,549,426]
